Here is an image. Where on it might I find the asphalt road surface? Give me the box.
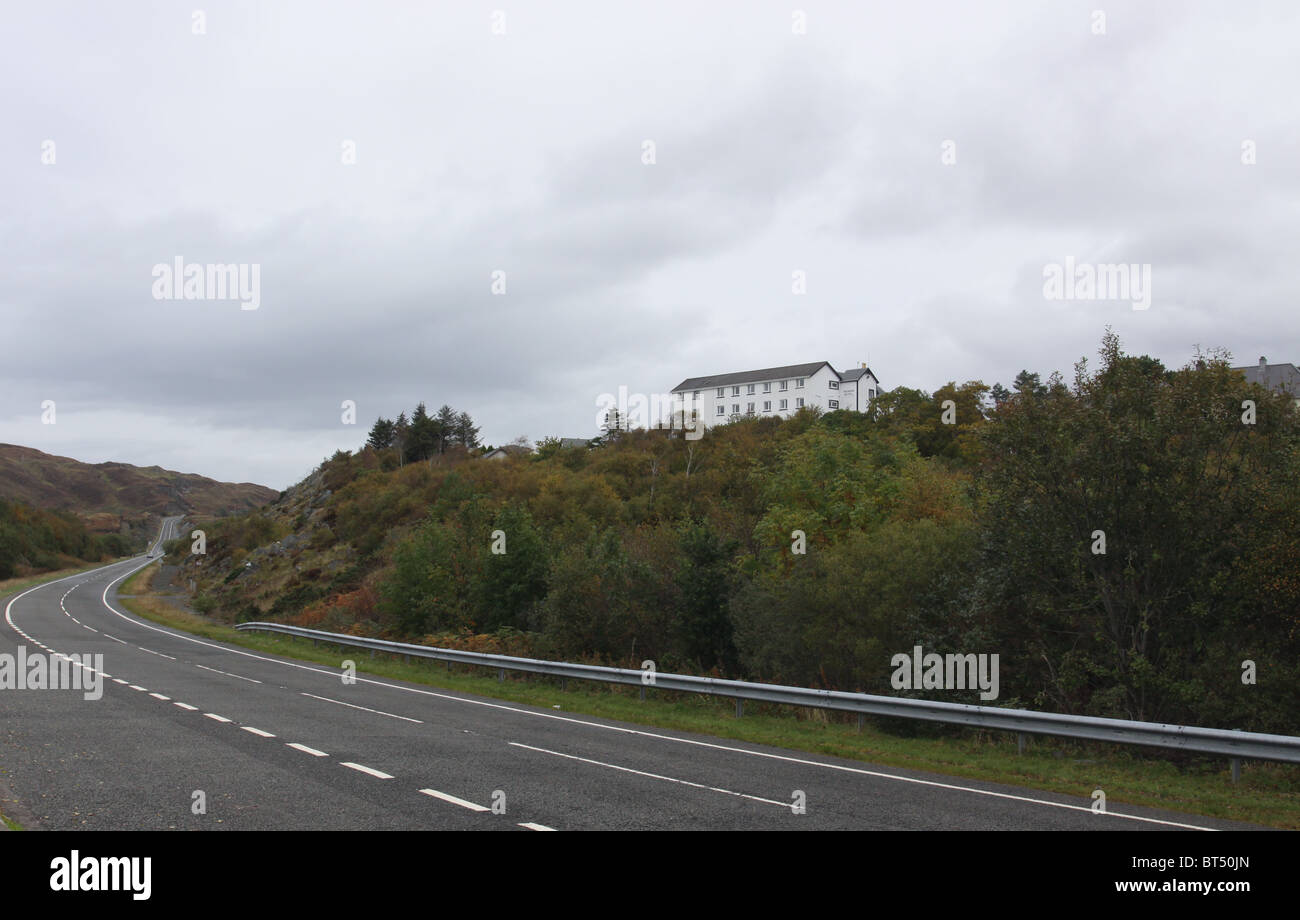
[0,518,1265,831]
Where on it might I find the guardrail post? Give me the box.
[1018,732,1025,755]
[736,698,744,718]
[639,685,645,700]
[857,713,864,733]
[498,668,504,682]
[403,654,409,664]
[560,678,567,692]
[1231,758,1240,783]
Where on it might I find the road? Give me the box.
[0,518,1264,831]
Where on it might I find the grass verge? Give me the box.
[116,560,157,596]
[113,589,1299,829]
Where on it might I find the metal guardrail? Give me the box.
[235,621,1300,766]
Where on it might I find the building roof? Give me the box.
[840,367,878,383]
[1232,359,1300,395]
[672,361,835,392]
[482,444,533,459]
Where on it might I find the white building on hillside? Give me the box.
[669,361,880,429]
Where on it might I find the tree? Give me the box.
[367,417,395,450]
[379,519,469,635]
[392,412,410,466]
[540,529,636,659]
[405,403,437,463]
[435,405,457,453]
[455,411,481,449]
[1012,369,1046,398]
[975,332,1300,725]
[674,520,737,672]
[915,380,989,462]
[476,505,548,631]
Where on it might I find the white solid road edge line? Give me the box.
[419,789,489,812]
[301,692,423,723]
[195,663,262,684]
[341,762,394,780]
[518,822,556,831]
[509,742,791,809]
[287,743,328,757]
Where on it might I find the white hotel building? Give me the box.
[669,361,880,430]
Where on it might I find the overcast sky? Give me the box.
[3,1,1298,490]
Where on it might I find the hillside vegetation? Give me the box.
[170,333,1300,735]
[0,498,136,579]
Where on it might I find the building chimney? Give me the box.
[1261,356,1268,369]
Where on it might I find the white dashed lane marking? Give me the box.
[287,743,328,757]
[204,713,232,723]
[341,762,394,780]
[419,789,489,812]
[241,727,275,738]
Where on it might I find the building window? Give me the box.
[828,399,839,409]
[716,405,725,416]
[796,398,804,408]
[763,401,771,411]
[693,390,700,400]
[779,399,788,410]
[762,382,771,393]
[779,380,788,391]
[733,404,740,414]
[796,378,805,388]
[829,380,839,389]
[732,386,740,397]
[747,384,755,395]
[868,388,875,399]
[747,402,755,414]
[716,387,725,397]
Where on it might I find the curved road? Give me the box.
[0,519,1263,831]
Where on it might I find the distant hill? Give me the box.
[0,444,278,528]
